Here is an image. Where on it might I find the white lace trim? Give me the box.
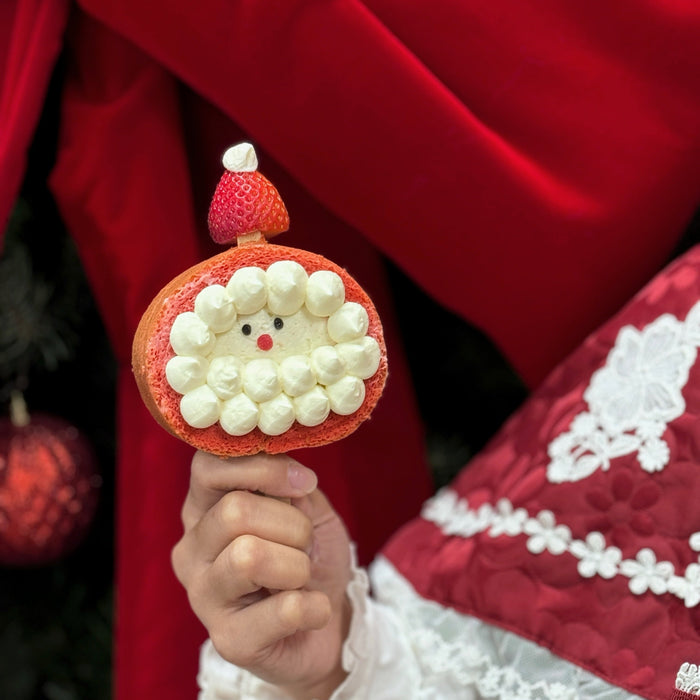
[677,663,700,694]
[370,557,644,700]
[422,489,700,607]
[196,544,646,699]
[197,640,286,699]
[547,302,700,483]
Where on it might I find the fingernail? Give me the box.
[288,463,318,493]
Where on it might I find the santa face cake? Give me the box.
[132,143,387,457]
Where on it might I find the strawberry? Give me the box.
[207,143,289,245]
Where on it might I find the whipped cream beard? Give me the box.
[164,260,382,436]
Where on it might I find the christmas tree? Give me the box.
[0,96,115,698]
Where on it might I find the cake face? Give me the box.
[132,244,387,456]
[165,260,382,437]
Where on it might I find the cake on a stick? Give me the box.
[132,143,387,457]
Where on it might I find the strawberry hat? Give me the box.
[207,142,289,245]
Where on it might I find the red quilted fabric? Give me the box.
[384,245,700,700]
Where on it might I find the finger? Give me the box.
[179,489,313,568]
[208,535,312,604]
[292,487,339,528]
[184,451,317,526]
[211,589,332,669]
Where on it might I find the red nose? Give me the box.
[257,334,273,351]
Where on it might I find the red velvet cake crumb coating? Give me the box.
[132,242,388,457]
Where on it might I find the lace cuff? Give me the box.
[197,639,290,700]
[329,551,420,700]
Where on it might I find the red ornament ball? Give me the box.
[0,412,101,566]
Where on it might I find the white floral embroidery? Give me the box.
[422,489,700,607]
[669,564,700,608]
[547,303,700,483]
[490,498,528,537]
[524,511,571,555]
[619,548,674,595]
[569,532,621,579]
[676,662,700,694]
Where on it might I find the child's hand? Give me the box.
[171,451,352,700]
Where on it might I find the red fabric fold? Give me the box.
[49,10,432,699]
[77,0,700,386]
[0,0,69,234]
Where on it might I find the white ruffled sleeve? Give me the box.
[196,545,419,700]
[328,553,420,699]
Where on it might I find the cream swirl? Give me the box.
[166,262,381,436]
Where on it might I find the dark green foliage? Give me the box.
[0,108,116,699]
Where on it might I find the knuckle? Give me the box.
[229,534,264,577]
[278,590,305,628]
[218,490,254,531]
[170,541,186,584]
[190,451,209,487]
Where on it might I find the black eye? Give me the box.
[241,324,252,336]
[274,317,284,330]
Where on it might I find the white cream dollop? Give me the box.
[227,267,267,314]
[194,285,236,333]
[327,302,369,343]
[166,261,382,436]
[336,337,381,379]
[266,260,308,315]
[165,355,209,394]
[222,142,258,172]
[180,385,221,428]
[220,393,259,435]
[310,346,346,385]
[207,356,244,400]
[258,394,296,435]
[326,376,366,415]
[293,386,331,426]
[279,355,316,397]
[170,312,215,356]
[305,270,345,317]
[243,358,281,403]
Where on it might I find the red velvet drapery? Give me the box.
[2,2,699,699]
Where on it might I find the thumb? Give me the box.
[293,487,340,528]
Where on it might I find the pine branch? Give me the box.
[0,202,81,394]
